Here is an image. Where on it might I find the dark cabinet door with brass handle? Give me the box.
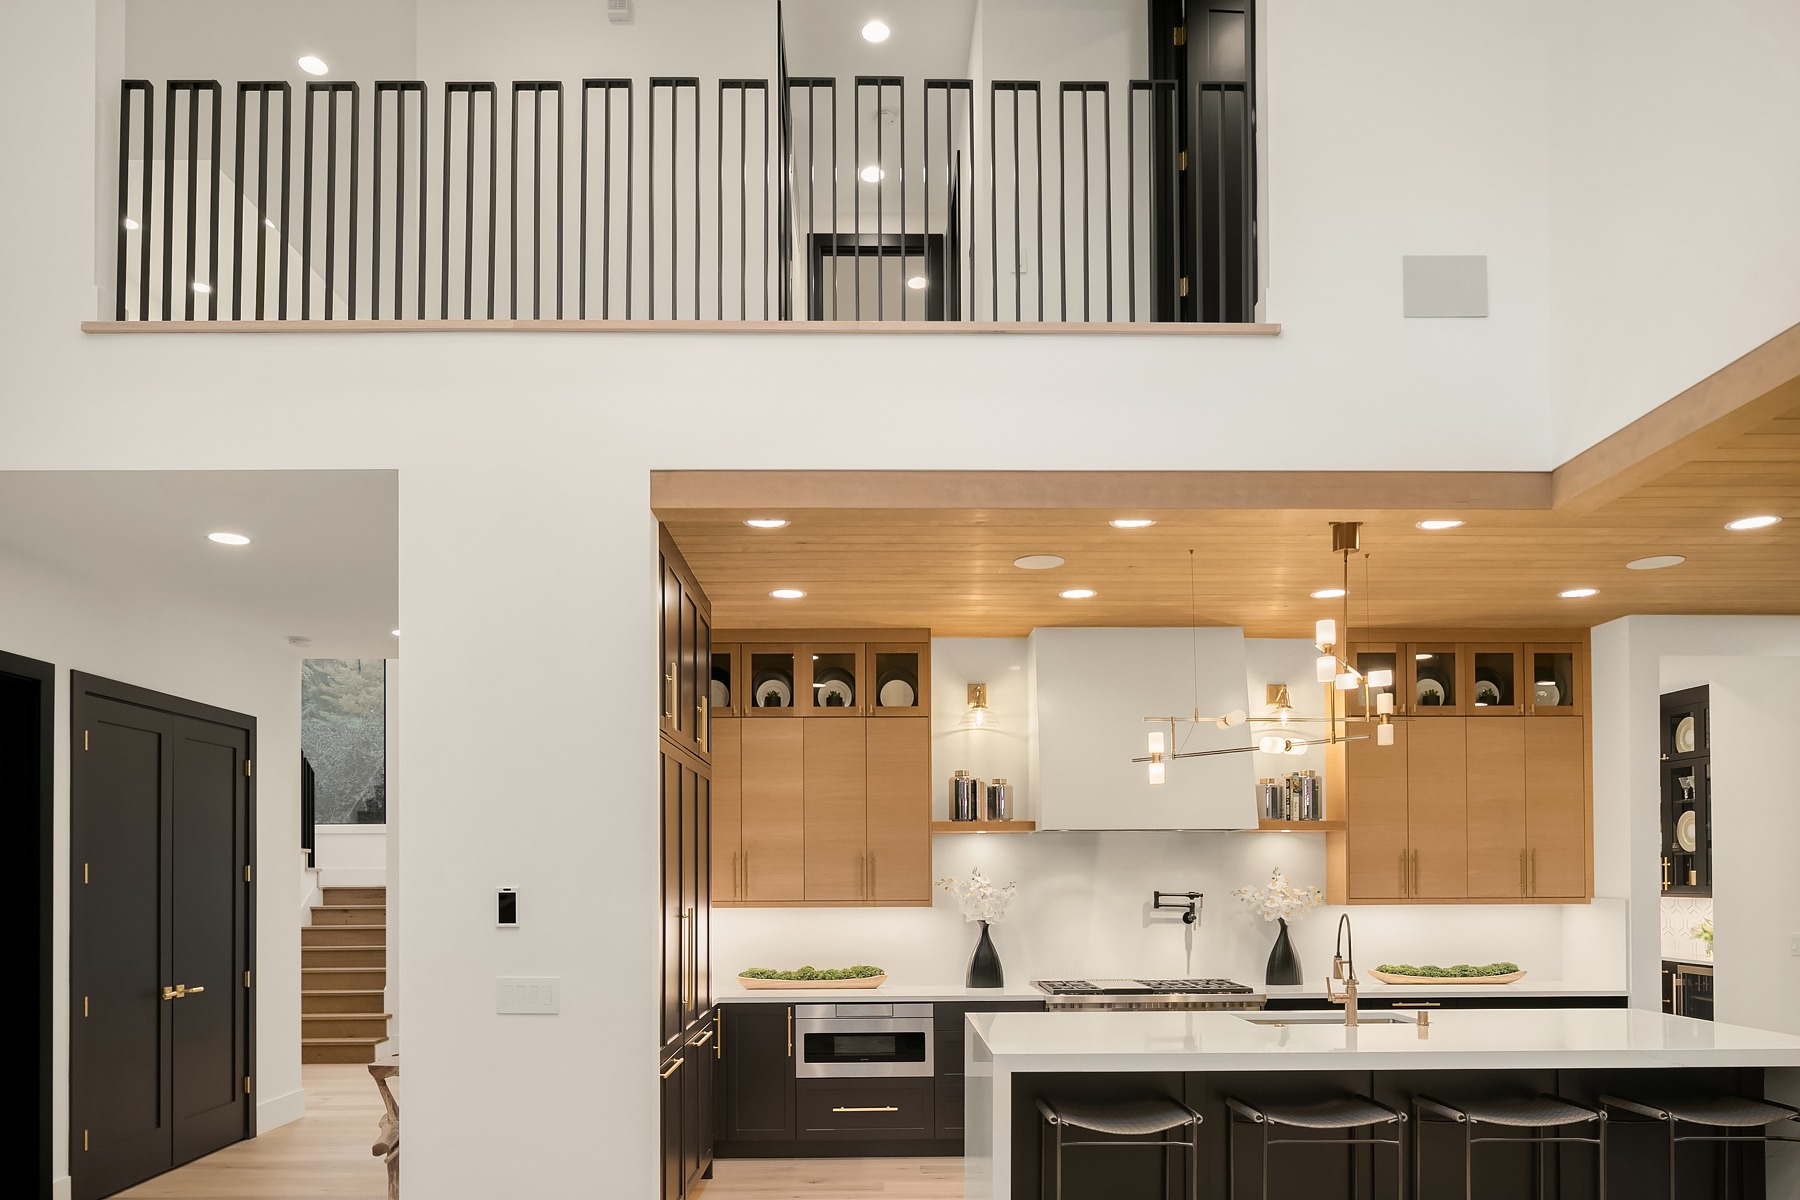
[795,1078,934,1140]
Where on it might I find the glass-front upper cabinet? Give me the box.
[1346,644,1398,717]
[1526,643,1582,715]
[1467,644,1522,715]
[870,644,930,717]
[742,646,801,716]
[1661,684,1708,760]
[1405,644,1461,715]
[802,645,865,716]
[710,646,737,717]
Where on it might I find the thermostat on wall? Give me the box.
[497,887,518,927]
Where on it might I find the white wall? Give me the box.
[0,545,305,1193]
[311,825,388,872]
[1548,0,1800,461]
[1663,656,1800,1035]
[1589,616,1800,1009]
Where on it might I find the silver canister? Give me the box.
[950,770,982,822]
[984,778,1013,822]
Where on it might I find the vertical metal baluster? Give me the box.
[716,85,725,319]
[692,82,701,320]
[988,83,997,321]
[441,87,454,318]
[416,86,428,319]
[348,85,361,320]
[206,84,220,320]
[1168,83,1180,320]
[485,85,497,319]
[184,87,199,319]
[397,87,409,318]
[162,88,176,320]
[898,80,907,321]
[1080,86,1091,323]
[761,83,769,320]
[254,87,271,321]
[624,85,634,320]
[831,82,838,320]
[276,85,290,320]
[115,84,133,320]
[139,83,156,321]
[967,80,977,321]
[1101,84,1112,322]
[1127,82,1137,323]
[579,84,590,319]
[1011,87,1021,321]
[1056,87,1066,322]
[923,82,932,319]
[602,85,614,319]
[533,87,542,319]
[232,87,246,320]
[852,81,860,320]
[1034,85,1044,321]
[373,88,384,317]
[648,84,656,319]
[324,89,337,319]
[875,78,884,322]
[555,86,564,319]
[509,86,519,318]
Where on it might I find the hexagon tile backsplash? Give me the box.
[1661,896,1714,962]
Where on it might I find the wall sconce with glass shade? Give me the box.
[958,683,1001,730]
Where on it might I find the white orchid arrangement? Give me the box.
[1232,868,1325,924]
[938,868,1018,924]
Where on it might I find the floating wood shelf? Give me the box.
[931,820,1037,834]
[1251,819,1347,833]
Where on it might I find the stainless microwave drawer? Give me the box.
[796,1078,934,1141]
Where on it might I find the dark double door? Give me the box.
[70,674,255,1200]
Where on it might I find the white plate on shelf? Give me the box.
[753,677,792,708]
[1534,681,1561,707]
[815,679,855,709]
[1676,809,1698,853]
[1475,680,1502,706]
[1675,715,1697,754]
[878,679,916,708]
[1415,677,1447,707]
[709,679,730,709]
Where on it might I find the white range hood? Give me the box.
[1027,627,1257,830]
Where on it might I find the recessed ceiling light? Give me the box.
[207,531,252,546]
[744,518,790,529]
[191,281,212,293]
[770,588,806,600]
[297,55,328,76]
[861,20,890,42]
[906,276,928,290]
[859,165,885,183]
[1724,515,1781,531]
[1311,588,1347,599]
[1626,554,1686,571]
[1416,519,1464,531]
[1059,588,1097,600]
[1559,588,1598,599]
[1109,518,1156,529]
[1013,554,1065,570]
[123,217,139,230]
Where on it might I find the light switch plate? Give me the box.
[497,977,561,1014]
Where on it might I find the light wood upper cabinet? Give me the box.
[1407,719,1468,899]
[1525,643,1584,716]
[1343,720,1409,901]
[739,721,806,902]
[865,719,931,902]
[1465,718,1527,899]
[1525,717,1588,899]
[711,718,743,903]
[803,719,869,901]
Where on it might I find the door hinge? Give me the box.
[243,1076,252,1095]
[245,758,253,777]
[245,970,253,989]
[84,729,90,751]
[1173,25,1186,46]
[244,864,253,883]
[1179,277,1191,297]
[1179,150,1188,171]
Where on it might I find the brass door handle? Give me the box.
[1399,849,1408,899]
[697,700,707,749]
[186,986,205,995]
[688,1029,714,1048]
[869,853,877,900]
[660,1057,684,1080]
[832,1106,899,1113]
[787,1006,793,1057]
[1520,849,1528,896]
[665,661,677,720]
[678,909,692,1007]
[715,1011,723,1059]
[1661,857,1671,891]
[162,986,181,1001]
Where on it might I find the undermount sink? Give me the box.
[1238,1012,1418,1026]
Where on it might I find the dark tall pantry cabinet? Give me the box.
[659,528,715,1199]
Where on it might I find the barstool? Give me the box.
[1600,1092,1800,1200]
[1225,1093,1407,1200]
[1035,1095,1204,1200]
[1412,1093,1606,1199]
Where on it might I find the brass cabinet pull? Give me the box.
[787,1006,793,1057]
[660,1057,684,1080]
[869,853,877,900]
[1661,857,1671,891]
[186,986,205,995]
[858,853,868,900]
[1520,849,1528,896]
[697,698,708,750]
[743,852,750,897]
[715,1010,723,1059]
[162,986,180,1001]
[664,661,677,720]
[1530,849,1537,896]
[732,850,740,900]
[678,909,692,1007]
[832,1106,899,1114]
[688,1029,714,1048]
[1410,850,1421,897]
[1399,850,1409,899]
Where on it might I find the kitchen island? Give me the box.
[965,1008,1800,1199]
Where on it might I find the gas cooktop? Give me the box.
[1031,978,1265,1010]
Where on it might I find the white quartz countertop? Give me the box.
[967,1008,1800,1072]
[714,982,1046,1004]
[1265,977,1628,1000]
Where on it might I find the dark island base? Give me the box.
[1011,1067,1767,1199]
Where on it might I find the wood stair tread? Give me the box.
[303,1012,393,1021]
[302,965,387,972]
[302,988,386,996]
[301,1036,390,1045]
[304,924,389,931]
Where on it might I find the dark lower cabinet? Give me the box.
[661,1011,718,1200]
[797,1078,934,1140]
[719,1004,796,1141]
[659,1049,683,1200]
[1263,992,1627,1012]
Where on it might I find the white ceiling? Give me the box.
[122,0,419,85]
[0,470,398,660]
[781,0,979,80]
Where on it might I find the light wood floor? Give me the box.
[110,1065,964,1198]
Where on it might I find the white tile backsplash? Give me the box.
[1660,895,1714,962]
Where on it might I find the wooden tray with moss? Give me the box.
[1369,962,1526,985]
[735,965,888,990]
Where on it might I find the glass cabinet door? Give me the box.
[1525,643,1582,715]
[1663,760,1710,894]
[802,645,865,716]
[1346,645,1397,718]
[1467,644,1522,715]
[742,647,800,716]
[1405,645,1461,715]
[709,645,737,718]
[870,645,930,717]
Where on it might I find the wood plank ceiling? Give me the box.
[660,395,1800,640]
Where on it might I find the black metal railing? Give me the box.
[109,73,1252,325]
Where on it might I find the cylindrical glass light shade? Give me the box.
[1316,655,1338,683]
[1376,692,1395,715]
[1366,669,1393,688]
[1148,730,1165,755]
[1377,723,1395,746]
[1258,735,1285,754]
[1315,619,1337,648]
[1336,672,1359,691]
[1148,761,1166,786]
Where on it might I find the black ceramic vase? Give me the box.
[1265,917,1304,986]
[967,920,1004,988]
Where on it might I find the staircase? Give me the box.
[301,886,392,1064]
